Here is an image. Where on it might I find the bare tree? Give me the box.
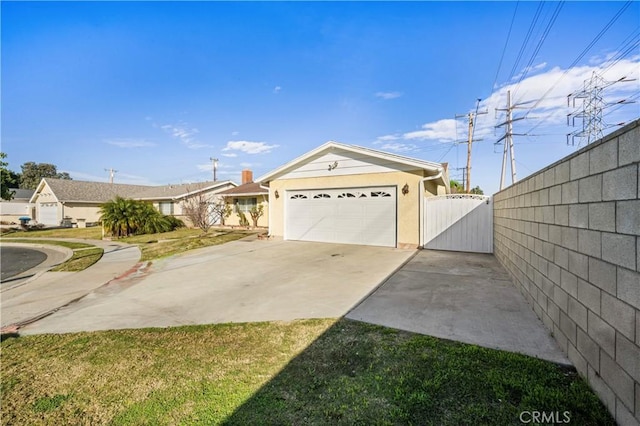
[249,204,264,228]
[211,200,232,226]
[182,191,216,233]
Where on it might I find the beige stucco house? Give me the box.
[218,170,269,228]
[257,141,449,249]
[29,178,236,227]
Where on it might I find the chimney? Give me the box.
[241,169,253,185]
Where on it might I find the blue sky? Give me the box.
[2,1,639,195]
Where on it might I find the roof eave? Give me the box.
[256,141,444,183]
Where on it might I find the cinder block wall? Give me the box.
[494,119,639,425]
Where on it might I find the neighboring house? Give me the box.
[257,141,449,249]
[218,170,269,227]
[29,178,236,227]
[0,189,35,224]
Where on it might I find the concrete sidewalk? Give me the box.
[1,239,141,328]
[347,250,570,365]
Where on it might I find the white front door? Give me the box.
[38,203,58,225]
[285,186,396,247]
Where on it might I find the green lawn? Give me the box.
[0,319,613,425]
[1,227,259,262]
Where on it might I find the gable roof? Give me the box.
[256,141,446,184]
[6,188,35,201]
[131,180,236,200]
[218,182,268,197]
[30,178,236,204]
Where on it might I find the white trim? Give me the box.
[256,141,444,184]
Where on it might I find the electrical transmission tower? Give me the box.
[567,71,635,146]
[495,90,532,191]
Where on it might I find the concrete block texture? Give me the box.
[569,204,589,229]
[589,202,616,232]
[549,185,562,205]
[571,151,590,181]
[562,180,579,204]
[590,139,619,175]
[588,309,616,358]
[603,164,638,201]
[561,269,578,298]
[578,229,602,258]
[589,257,617,296]
[555,205,569,226]
[577,278,601,315]
[588,364,616,415]
[556,161,571,185]
[616,333,640,383]
[617,267,640,310]
[618,126,640,166]
[579,174,603,203]
[602,233,637,271]
[577,327,600,368]
[568,296,588,331]
[600,351,635,413]
[568,250,589,281]
[601,292,636,341]
[617,200,640,236]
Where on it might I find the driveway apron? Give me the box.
[20,240,415,334]
[347,250,570,365]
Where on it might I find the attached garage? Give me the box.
[37,203,59,225]
[285,186,397,247]
[258,141,450,249]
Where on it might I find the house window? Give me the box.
[234,198,257,212]
[159,202,174,215]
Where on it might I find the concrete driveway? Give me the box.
[21,240,415,334]
[347,250,569,365]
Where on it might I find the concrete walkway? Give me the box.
[347,250,570,365]
[19,240,414,334]
[1,239,141,328]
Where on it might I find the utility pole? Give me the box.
[495,90,530,190]
[104,168,118,184]
[210,157,218,182]
[455,99,486,193]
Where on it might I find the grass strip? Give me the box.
[1,238,92,250]
[50,247,104,272]
[0,319,613,425]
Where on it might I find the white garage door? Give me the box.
[285,186,396,247]
[38,203,58,225]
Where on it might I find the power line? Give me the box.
[491,1,520,92]
[507,1,545,84]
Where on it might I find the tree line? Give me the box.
[1,152,71,200]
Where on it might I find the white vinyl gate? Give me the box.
[423,194,493,253]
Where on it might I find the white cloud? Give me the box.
[160,122,212,149]
[375,134,400,142]
[273,86,282,94]
[222,153,238,158]
[379,143,419,153]
[105,138,156,148]
[375,91,403,100]
[223,140,279,155]
[403,119,458,142]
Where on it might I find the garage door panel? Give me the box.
[38,203,58,225]
[285,186,396,247]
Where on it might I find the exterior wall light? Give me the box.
[402,183,410,195]
[274,190,279,199]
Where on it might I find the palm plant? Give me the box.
[100,197,183,238]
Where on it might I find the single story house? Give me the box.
[218,170,269,228]
[0,189,35,224]
[29,178,236,227]
[257,141,449,249]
